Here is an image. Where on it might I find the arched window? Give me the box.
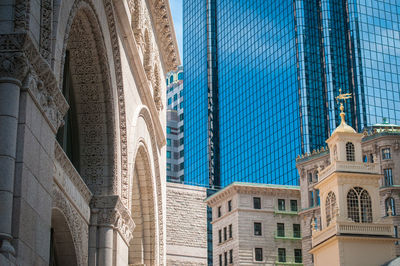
[325,192,337,226]
[346,142,355,161]
[385,197,396,216]
[347,187,372,223]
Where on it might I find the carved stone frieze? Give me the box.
[91,195,135,244]
[0,33,68,131]
[40,0,53,61]
[53,184,89,266]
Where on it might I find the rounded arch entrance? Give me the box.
[50,208,78,266]
[129,143,158,265]
[56,3,117,195]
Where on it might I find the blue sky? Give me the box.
[169,0,183,62]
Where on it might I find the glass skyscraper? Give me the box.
[184,0,400,188]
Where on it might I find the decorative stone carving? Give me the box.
[152,63,163,111]
[0,33,68,131]
[40,0,53,61]
[91,195,135,244]
[53,184,89,266]
[14,0,30,31]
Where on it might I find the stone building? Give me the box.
[206,182,303,265]
[166,182,208,265]
[0,0,179,265]
[297,121,400,265]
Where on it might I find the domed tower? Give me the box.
[310,92,396,266]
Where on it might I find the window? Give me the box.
[179,138,184,145]
[395,226,399,245]
[385,197,396,216]
[254,248,263,261]
[166,78,168,86]
[168,97,172,105]
[170,75,173,84]
[180,162,184,170]
[229,224,232,238]
[229,249,233,264]
[218,229,222,243]
[309,191,314,207]
[224,227,227,241]
[219,254,222,266]
[382,148,391,160]
[278,199,285,211]
[294,249,302,263]
[253,197,261,209]
[218,206,221,217]
[326,191,337,226]
[174,140,179,147]
[308,172,313,183]
[363,155,368,162]
[347,187,372,223]
[254,222,262,236]
[173,93,178,101]
[384,168,393,186]
[180,150,184,158]
[293,224,301,238]
[278,248,286,262]
[277,223,285,237]
[180,102,184,109]
[346,142,355,161]
[178,72,183,80]
[290,200,298,212]
[179,175,184,182]
[167,138,171,146]
[224,252,227,266]
[166,163,171,171]
[167,126,171,134]
[370,154,374,163]
[179,113,184,121]
[316,189,320,206]
[179,90,183,97]
[173,105,177,110]
[228,200,232,212]
[166,151,171,158]
[173,152,179,159]
[180,125,184,133]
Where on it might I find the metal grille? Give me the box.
[346,142,355,161]
[326,191,337,226]
[347,187,372,223]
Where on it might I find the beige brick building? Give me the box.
[296,122,400,265]
[206,182,303,266]
[166,182,208,265]
[0,0,179,265]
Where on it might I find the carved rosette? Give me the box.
[0,33,68,131]
[91,195,135,244]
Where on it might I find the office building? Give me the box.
[166,66,184,182]
[206,182,302,265]
[183,0,400,188]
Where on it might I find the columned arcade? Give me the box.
[0,0,179,265]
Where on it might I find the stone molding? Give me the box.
[91,195,135,244]
[54,142,93,205]
[0,33,68,132]
[52,184,89,266]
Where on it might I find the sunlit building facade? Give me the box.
[183,0,400,188]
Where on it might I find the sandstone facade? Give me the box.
[0,0,179,265]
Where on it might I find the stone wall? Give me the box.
[166,183,208,265]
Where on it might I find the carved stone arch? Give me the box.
[57,1,117,196]
[130,105,164,263]
[52,185,89,265]
[153,62,163,111]
[131,0,144,45]
[144,29,153,79]
[129,141,159,265]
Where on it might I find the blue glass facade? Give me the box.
[184,0,400,188]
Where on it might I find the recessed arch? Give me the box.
[50,208,78,266]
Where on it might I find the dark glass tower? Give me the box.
[184,0,400,188]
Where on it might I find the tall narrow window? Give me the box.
[290,200,298,212]
[278,199,285,211]
[278,248,286,262]
[277,223,285,237]
[384,168,393,186]
[228,200,232,212]
[218,206,221,217]
[224,227,227,241]
[254,248,263,261]
[218,229,222,243]
[385,197,396,216]
[347,187,372,223]
[346,142,355,161]
[254,222,262,236]
[293,224,301,238]
[224,251,227,266]
[309,191,314,207]
[229,224,232,238]
[294,249,302,263]
[219,254,222,266]
[326,191,337,226]
[229,249,233,263]
[253,197,261,209]
[382,148,391,160]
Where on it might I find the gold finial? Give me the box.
[335,88,352,124]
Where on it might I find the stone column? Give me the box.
[98,225,114,266]
[0,50,28,256]
[88,209,98,266]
